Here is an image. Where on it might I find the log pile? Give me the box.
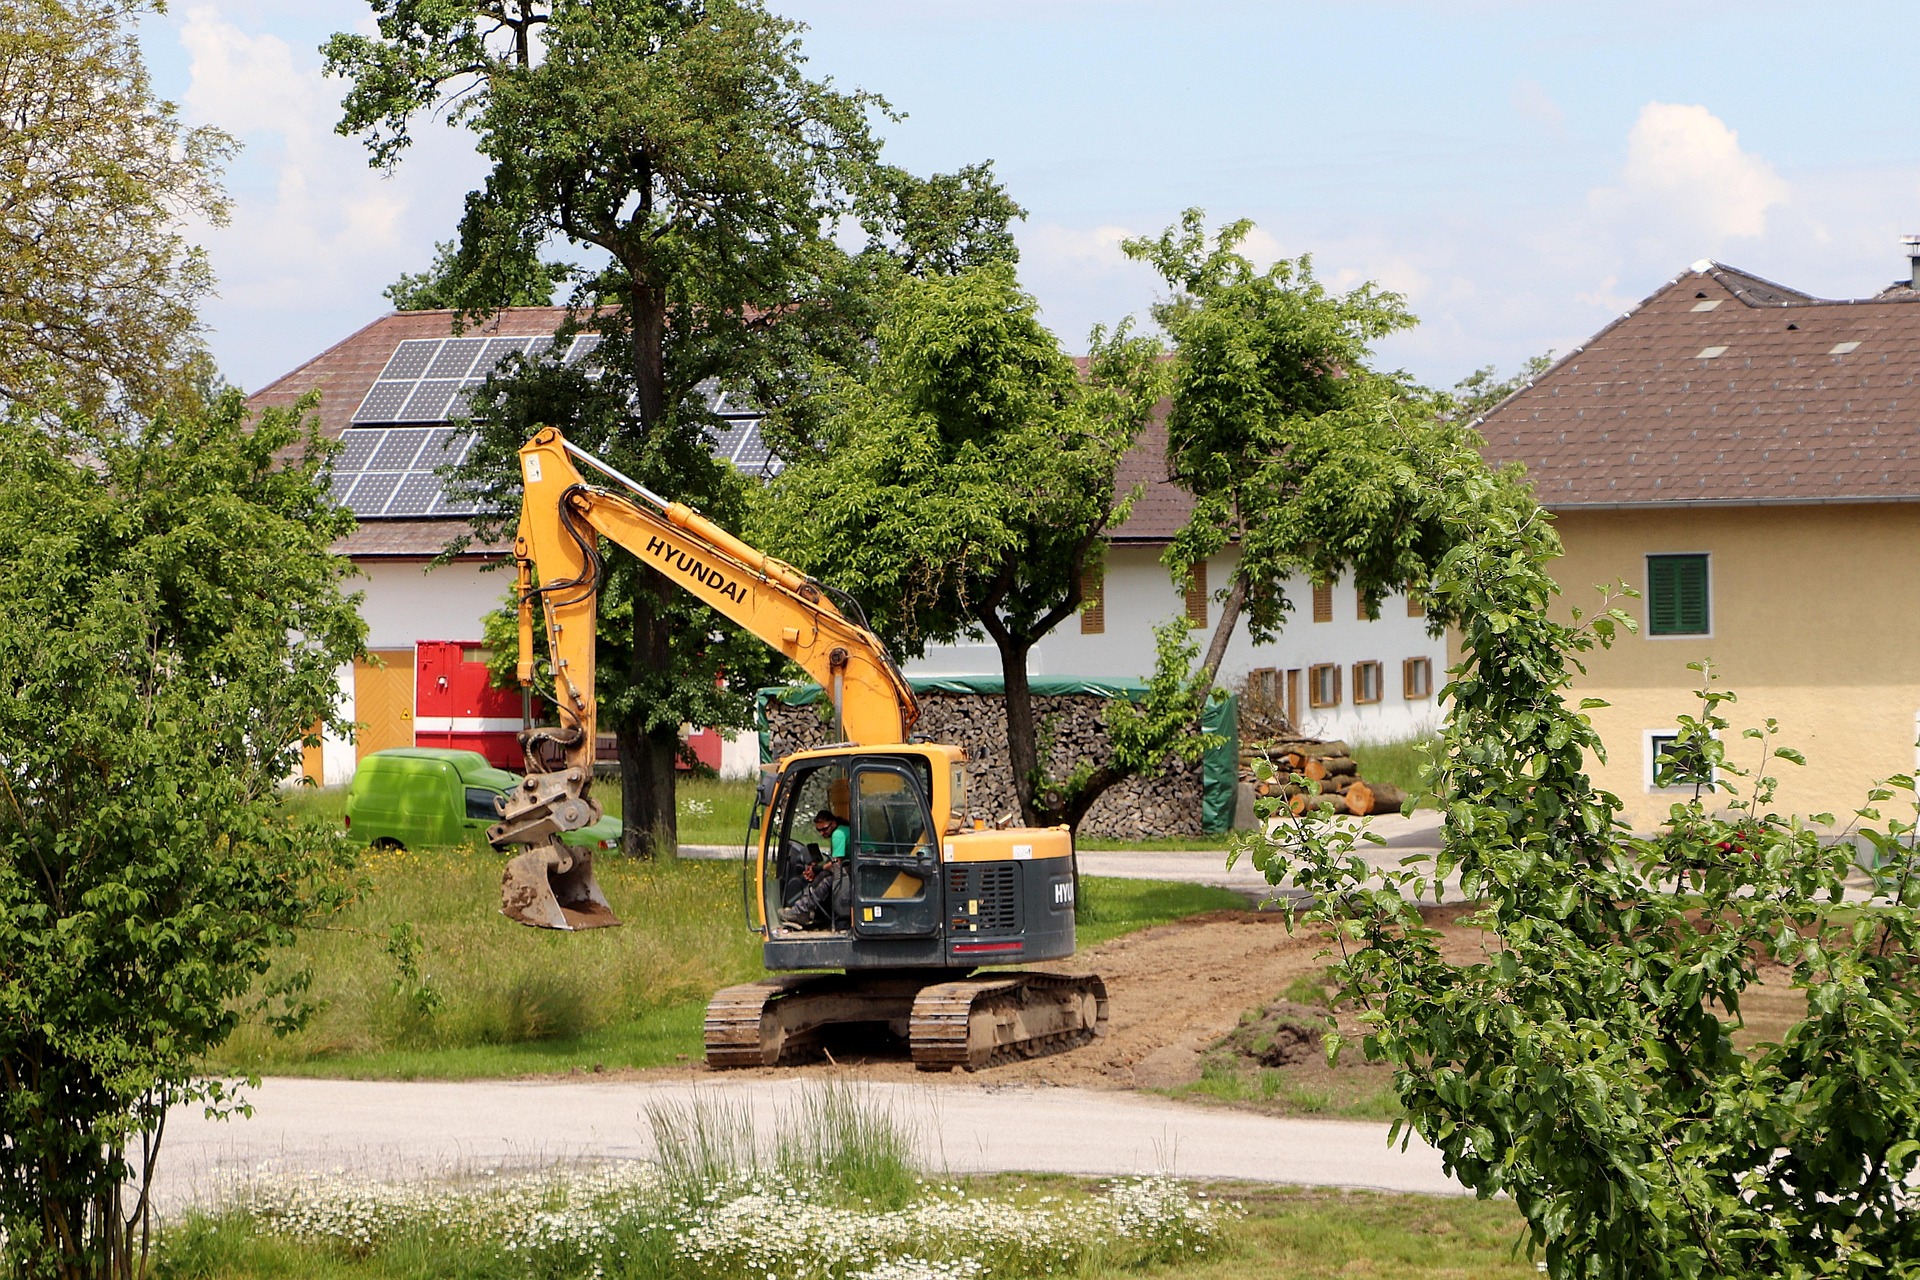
[1241,736,1406,817]
[763,690,1207,839]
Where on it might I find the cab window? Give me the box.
[465,787,504,821]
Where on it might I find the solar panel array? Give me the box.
[333,340,776,519]
[350,334,602,425]
[328,427,487,518]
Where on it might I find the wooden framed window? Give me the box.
[1407,594,1425,619]
[1356,593,1371,621]
[1312,581,1333,623]
[1353,661,1383,705]
[1185,560,1208,629]
[1308,663,1341,708]
[1080,566,1105,635]
[1403,656,1432,700]
[1647,554,1709,635]
[1247,667,1278,704]
[1285,669,1301,726]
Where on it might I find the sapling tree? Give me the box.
[1248,439,1920,1277]
[0,395,364,1278]
[755,263,1166,829]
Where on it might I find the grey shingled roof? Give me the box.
[1477,261,1920,508]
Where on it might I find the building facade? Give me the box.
[257,307,1446,785]
[1476,256,1920,828]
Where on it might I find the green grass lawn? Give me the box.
[206,836,1245,1080]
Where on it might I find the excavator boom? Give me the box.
[491,427,919,928]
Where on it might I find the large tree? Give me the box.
[0,0,233,417]
[0,395,365,1279]
[756,264,1165,829]
[326,0,902,854]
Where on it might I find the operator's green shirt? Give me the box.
[827,825,849,860]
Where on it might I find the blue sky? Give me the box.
[142,1,1920,394]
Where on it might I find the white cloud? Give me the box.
[1592,102,1788,242]
[171,6,488,388]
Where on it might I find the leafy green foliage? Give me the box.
[1242,449,1920,1276]
[382,238,573,312]
[0,394,365,1277]
[1125,210,1463,666]
[0,0,234,417]
[756,264,1164,827]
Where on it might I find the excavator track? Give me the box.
[703,971,1108,1070]
[908,972,1109,1071]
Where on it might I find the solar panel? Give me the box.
[381,340,440,380]
[481,336,533,365]
[385,472,443,517]
[353,382,411,423]
[399,381,461,422]
[368,430,426,471]
[347,471,404,512]
[564,334,602,365]
[335,431,381,471]
[710,418,753,460]
[426,338,484,379]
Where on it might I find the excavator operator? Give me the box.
[780,810,849,931]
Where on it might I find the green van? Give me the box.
[345,747,624,851]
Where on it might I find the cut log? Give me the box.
[1345,780,1375,816]
[1304,757,1327,780]
[1368,783,1407,811]
[1316,755,1358,777]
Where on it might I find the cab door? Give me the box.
[848,762,940,938]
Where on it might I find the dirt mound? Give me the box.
[1218,1001,1327,1068]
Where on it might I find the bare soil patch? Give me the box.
[605,905,1502,1094]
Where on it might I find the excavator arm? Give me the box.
[491,426,920,929]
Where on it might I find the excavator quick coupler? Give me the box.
[491,768,621,930]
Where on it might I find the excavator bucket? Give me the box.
[500,837,621,930]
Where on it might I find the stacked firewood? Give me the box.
[1241,737,1406,817]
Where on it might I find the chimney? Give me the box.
[1905,235,1920,288]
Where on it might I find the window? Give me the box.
[1646,731,1713,792]
[465,787,505,820]
[1308,663,1341,708]
[1353,661,1383,704]
[1247,667,1278,704]
[1080,566,1105,635]
[1407,594,1425,619]
[1185,561,1208,629]
[1356,593,1371,621]
[1647,554,1710,635]
[1312,581,1333,623]
[1403,656,1432,700]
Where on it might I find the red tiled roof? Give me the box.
[1477,262,1920,508]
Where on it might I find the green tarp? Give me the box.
[754,675,1240,834]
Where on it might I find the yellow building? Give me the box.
[1476,256,1920,828]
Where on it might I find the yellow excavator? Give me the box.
[488,427,1109,1069]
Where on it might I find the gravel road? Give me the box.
[155,1075,1459,1211]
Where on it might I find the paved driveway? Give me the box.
[156,1075,1459,1211]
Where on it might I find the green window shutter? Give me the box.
[1648,555,1709,635]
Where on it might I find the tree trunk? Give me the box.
[994,637,1043,827]
[617,565,679,859]
[1196,566,1250,688]
[616,719,679,859]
